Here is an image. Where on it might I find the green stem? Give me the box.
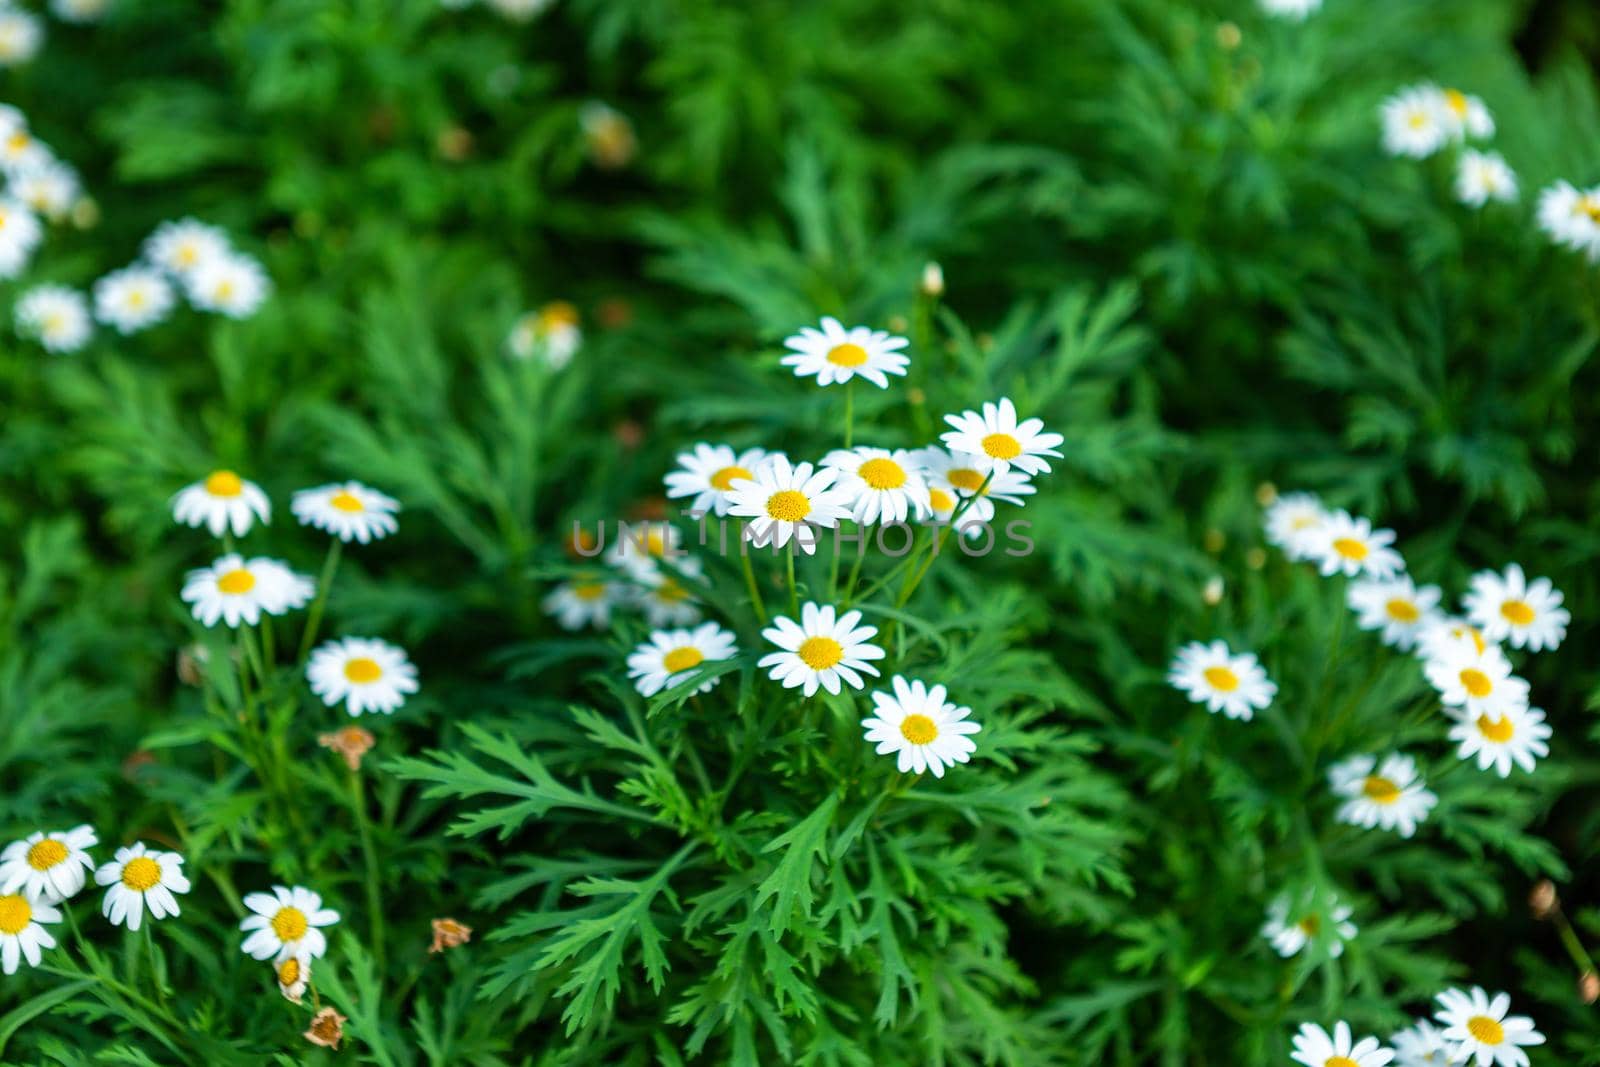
[843,379,855,448]
[739,533,768,625]
[297,539,344,661]
[785,548,799,614]
[349,769,387,973]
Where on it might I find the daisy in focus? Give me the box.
[1381,85,1449,159]
[181,553,313,628]
[1307,510,1404,579]
[543,576,624,630]
[725,455,853,554]
[1391,1020,1454,1067]
[664,443,769,517]
[1346,575,1442,652]
[0,893,58,975]
[1328,753,1437,838]
[780,316,909,389]
[144,218,229,278]
[186,252,270,318]
[1262,891,1357,958]
[15,284,92,353]
[240,885,340,961]
[0,826,97,903]
[626,621,738,697]
[915,446,1035,533]
[1433,987,1544,1066]
[93,265,175,334]
[307,637,420,717]
[1290,1022,1395,1067]
[0,9,42,68]
[171,469,271,537]
[292,481,400,544]
[1167,640,1276,721]
[507,301,581,369]
[1455,150,1518,207]
[93,843,190,931]
[758,601,885,697]
[1448,704,1550,778]
[1423,640,1529,720]
[860,675,981,778]
[1263,491,1328,560]
[1462,563,1568,652]
[821,447,930,525]
[0,196,42,277]
[940,397,1063,476]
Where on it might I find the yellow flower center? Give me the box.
[344,657,382,684]
[1459,668,1492,698]
[41,312,64,335]
[1297,914,1320,936]
[329,490,365,512]
[177,244,198,267]
[662,647,704,674]
[216,280,235,301]
[1407,111,1428,130]
[1332,537,1368,561]
[1476,714,1515,743]
[0,894,31,935]
[825,343,868,367]
[1325,1058,1359,1067]
[1444,88,1469,116]
[710,465,753,491]
[6,131,27,152]
[981,433,1022,460]
[1466,1016,1505,1044]
[946,468,987,494]
[928,487,956,512]
[1500,600,1535,626]
[1290,514,1319,530]
[278,956,302,986]
[899,714,938,745]
[217,568,256,595]
[857,458,907,490]
[205,470,243,497]
[272,906,309,942]
[1362,776,1401,804]
[1202,666,1239,692]
[1385,598,1420,623]
[766,489,810,522]
[797,636,844,671]
[537,301,579,332]
[25,839,68,871]
[572,582,606,601]
[120,856,162,892]
[127,289,147,309]
[1582,199,1600,225]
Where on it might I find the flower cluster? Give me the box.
[506,299,582,368]
[1377,84,1515,209]
[1293,987,1546,1067]
[0,106,74,290]
[92,218,270,335]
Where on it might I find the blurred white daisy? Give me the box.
[276,947,312,1004]
[605,521,685,581]
[1462,563,1568,652]
[664,443,769,518]
[636,556,704,627]
[1328,753,1437,838]
[1415,616,1488,662]
[1423,640,1529,720]
[914,447,1035,534]
[0,893,58,975]
[860,675,981,778]
[1347,575,1442,651]
[1259,0,1321,18]
[240,885,339,961]
[780,316,910,389]
[181,553,312,628]
[725,455,853,554]
[1263,491,1328,560]
[93,843,190,931]
[0,826,97,903]
[940,397,1063,476]
[8,159,78,221]
[1291,1022,1394,1067]
[186,252,270,318]
[172,470,271,537]
[1448,704,1550,778]
[15,284,91,353]
[1306,510,1404,579]
[307,637,419,717]
[0,196,42,277]
[1167,640,1276,721]
[291,481,400,544]
[0,9,43,68]
[507,301,581,368]
[822,446,930,525]
[93,266,175,334]
[1455,150,1517,207]
[758,601,885,697]
[543,577,623,630]
[50,0,113,23]
[1262,892,1357,958]
[1434,987,1544,1066]
[1537,181,1600,261]
[1381,85,1449,159]
[144,218,230,278]
[1439,87,1494,141]
[0,112,48,175]
[1391,1019,1454,1067]
[626,621,738,697]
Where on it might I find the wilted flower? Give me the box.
[304,1007,347,1050]
[429,917,473,953]
[319,725,377,771]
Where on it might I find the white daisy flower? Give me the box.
[1462,563,1569,652]
[1448,704,1551,778]
[1438,87,1495,141]
[664,443,769,518]
[605,521,685,581]
[1259,0,1321,18]
[939,396,1064,476]
[307,637,419,717]
[1456,150,1518,207]
[860,675,981,778]
[186,252,270,319]
[1291,1021,1395,1067]
[275,947,312,1004]
[507,301,581,369]
[725,455,854,554]
[50,0,112,23]
[15,284,92,353]
[1264,491,1329,560]
[821,446,930,525]
[143,218,230,278]
[291,481,400,544]
[758,601,885,697]
[1167,640,1276,721]
[1262,891,1357,958]
[0,196,42,278]
[1346,575,1442,651]
[0,893,58,975]
[0,112,47,176]
[8,159,78,221]
[636,556,704,628]
[626,621,738,697]
[0,826,97,903]
[914,446,1035,534]
[1423,640,1529,720]
[1434,987,1544,1067]
[1537,181,1600,261]
[0,10,43,68]
[1414,615,1488,662]
[1307,510,1404,579]
[1392,1020,1455,1067]
[780,315,909,389]
[543,577,623,630]
[239,885,340,961]
[1328,753,1437,838]
[181,553,312,628]
[93,266,175,334]
[171,470,271,537]
[1381,85,1450,159]
[93,843,190,931]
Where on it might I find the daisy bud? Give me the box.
[1203,528,1225,554]
[1215,22,1241,49]
[70,197,98,230]
[596,297,632,329]
[304,1007,347,1050]
[1245,548,1267,570]
[1202,576,1224,605]
[888,314,909,334]
[176,643,209,687]
[435,125,473,162]
[319,726,376,772]
[429,917,473,953]
[1581,972,1599,1004]
[614,420,645,450]
[1528,879,1559,920]
[907,387,926,406]
[581,102,636,170]
[920,261,944,297]
[1255,482,1278,507]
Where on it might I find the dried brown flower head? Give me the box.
[1529,879,1559,920]
[304,1007,346,1050]
[319,726,376,772]
[429,917,473,954]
